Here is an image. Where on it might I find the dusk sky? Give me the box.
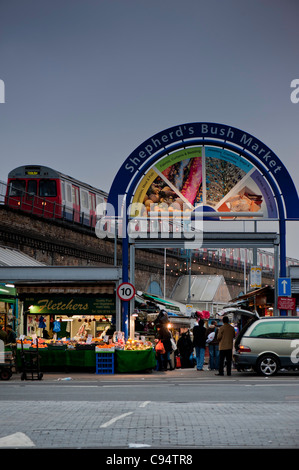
[1,0,299,258]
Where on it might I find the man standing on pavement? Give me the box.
[215,316,235,376]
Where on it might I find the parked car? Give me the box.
[234,317,299,376]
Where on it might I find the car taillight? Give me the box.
[239,345,251,353]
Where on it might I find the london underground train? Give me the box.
[5,165,107,227]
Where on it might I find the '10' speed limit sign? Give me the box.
[117,282,136,301]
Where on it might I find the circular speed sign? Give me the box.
[117,282,136,301]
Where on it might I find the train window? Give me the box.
[61,181,65,201]
[89,193,96,211]
[81,190,89,209]
[66,184,72,202]
[27,180,37,196]
[96,195,104,206]
[9,180,26,196]
[39,180,57,197]
[72,186,79,205]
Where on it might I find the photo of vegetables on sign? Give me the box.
[131,146,278,220]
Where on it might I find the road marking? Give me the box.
[0,432,35,448]
[128,443,151,448]
[100,412,133,428]
[139,401,151,407]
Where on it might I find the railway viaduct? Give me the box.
[0,204,274,299]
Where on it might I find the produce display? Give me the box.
[16,335,154,351]
[124,338,153,351]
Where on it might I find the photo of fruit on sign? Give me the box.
[131,145,278,220]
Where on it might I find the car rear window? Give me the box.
[249,321,284,338]
[281,321,299,339]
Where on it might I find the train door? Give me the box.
[63,182,73,220]
[24,179,39,213]
[38,179,57,217]
[89,193,96,227]
[72,185,80,222]
[80,188,89,225]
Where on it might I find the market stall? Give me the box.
[114,338,156,373]
[14,335,156,374]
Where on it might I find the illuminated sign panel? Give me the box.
[108,123,299,221]
[131,146,278,220]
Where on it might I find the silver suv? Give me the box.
[234,317,299,376]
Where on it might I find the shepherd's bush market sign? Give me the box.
[124,123,282,177]
[108,122,299,223]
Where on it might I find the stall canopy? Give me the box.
[0,245,45,327]
[171,275,231,315]
[0,245,45,267]
[135,291,193,328]
[228,285,274,315]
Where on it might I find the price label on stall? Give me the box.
[117,282,136,301]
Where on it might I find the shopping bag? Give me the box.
[155,340,165,354]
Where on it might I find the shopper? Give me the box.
[177,330,194,368]
[192,316,206,371]
[0,325,8,344]
[156,324,174,371]
[206,320,219,371]
[215,316,235,376]
[6,324,16,344]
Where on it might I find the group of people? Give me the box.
[0,324,17,345]
[155,309,235,376]
[192,314,235,375]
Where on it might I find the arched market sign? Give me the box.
[107,122,299,336]
[108,122,299,222]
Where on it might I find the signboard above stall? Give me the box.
[277,296,296,311]
[24,295,116,316]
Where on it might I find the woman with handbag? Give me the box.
[155,324,174,371]
[177,330,193,368]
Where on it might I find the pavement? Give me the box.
[4,360,299,381]
[1,365,299,452]
[2,365,246,381]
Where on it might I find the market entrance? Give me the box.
[106,122,299,338]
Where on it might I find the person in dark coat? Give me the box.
[0,325,8,344]
[6,325,16,344]
[177,330,194,368]
[156,324,174,371]
[192,318,206,371]
[205,320,220,370]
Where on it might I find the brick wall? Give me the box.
[0,205,269,298]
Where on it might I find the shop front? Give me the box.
[229,286,275,317]
[14,282,118,371]
[0,283,17,331]
[20,287,117,341]
[13,286,157,374]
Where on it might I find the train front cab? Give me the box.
[6,175,62,219]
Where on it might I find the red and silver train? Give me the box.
[4,165,299,271]
[5,165,107,227]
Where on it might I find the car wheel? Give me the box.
[0,368,12,380]
[257,355,279,376]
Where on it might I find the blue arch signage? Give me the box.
[108,122,299,221]
[107,122,299,336]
